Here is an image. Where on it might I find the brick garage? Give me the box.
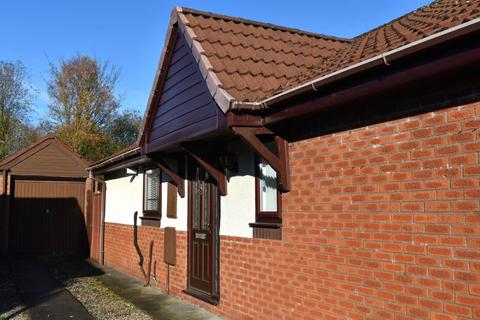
[104,99,480,320]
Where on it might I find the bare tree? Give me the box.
[0,61,35,159]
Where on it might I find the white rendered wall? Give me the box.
[219,142,255,238]
[159,145,256,237]
[103,143,256,238]
[105,173,144,225]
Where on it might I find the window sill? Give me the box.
[143,210,161,217]
[183,288,219,305]
[140,215,161,227]
[249,222,281,229]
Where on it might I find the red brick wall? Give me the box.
[104,100,480,320]
[104,223,188,296]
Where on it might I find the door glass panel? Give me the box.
[193,167,201,229]
[203,177,210,231]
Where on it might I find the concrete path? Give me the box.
[10,256,93,320]
[92,262,223,320]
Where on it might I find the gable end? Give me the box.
[145,31,226,153]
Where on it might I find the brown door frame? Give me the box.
[184,160,220,305]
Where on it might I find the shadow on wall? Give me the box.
[281,69,480,143]
[133,211,155,287]
[8,197,89,257]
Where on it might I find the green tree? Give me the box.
[106,109,142,154]
[0,60,35,160]
[46,54,121,161]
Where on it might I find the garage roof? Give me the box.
[0,134,90,178]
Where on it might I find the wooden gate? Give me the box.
[9,177,88,255]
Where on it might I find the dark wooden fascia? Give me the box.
[265,46,480,125]
[181,147,227,196]
[227,112,264,127]
[155,160,185,198]
[232,126,290,192]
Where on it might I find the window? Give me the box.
[258,158,278,212]
[254,156,281,225]
[143,168,161,214]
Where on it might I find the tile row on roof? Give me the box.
[180,8,350,102]
[288,0,480,88]
[175,0,480,105]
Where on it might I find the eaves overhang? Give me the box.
[230,17,480,117]
[137,7,480,146]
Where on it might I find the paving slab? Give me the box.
[91,261,223,320]
[10,256,93,320]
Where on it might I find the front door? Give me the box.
[187,164,219,301]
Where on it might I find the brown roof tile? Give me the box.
[139,0,480,142]
[284,0,480,90]
[179,7,351,102]
[177,0,479,104]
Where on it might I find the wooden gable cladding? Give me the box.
[145,30,227,153]
[0,136,88,178]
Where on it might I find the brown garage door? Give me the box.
[9,177,88,255]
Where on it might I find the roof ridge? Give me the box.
[179,6,353,43]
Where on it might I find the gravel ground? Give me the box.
[42,257,152,320]
[0,263,30,320]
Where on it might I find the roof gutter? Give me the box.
[87,147,141,172]
[232,17,480,119]
[94,155,151,175]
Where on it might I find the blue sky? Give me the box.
[1,0,431,123]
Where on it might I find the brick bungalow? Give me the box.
[88,1,480,319]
